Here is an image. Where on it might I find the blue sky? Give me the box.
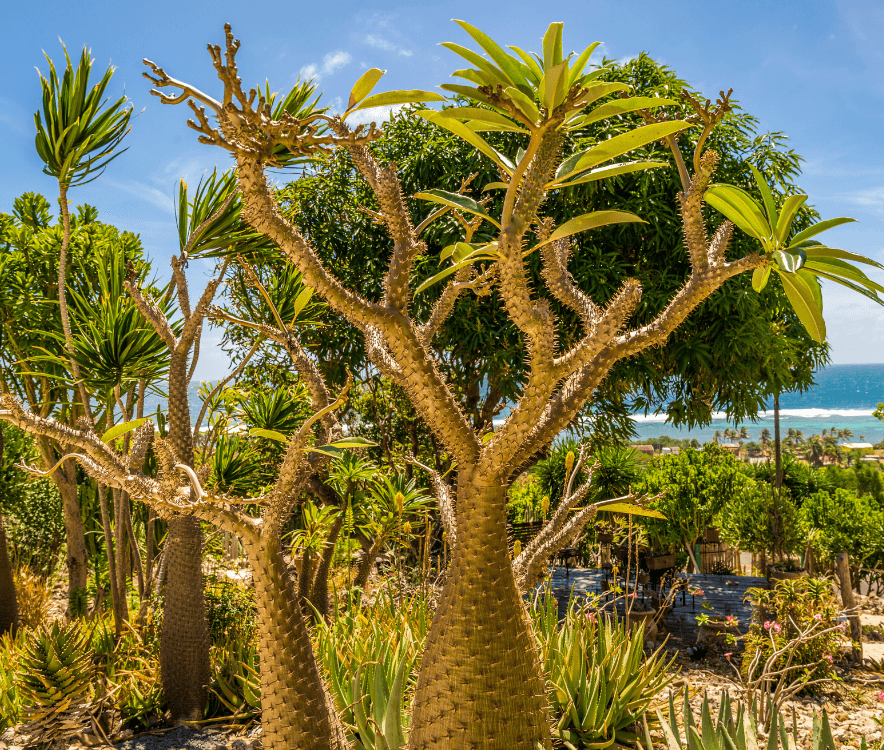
[3,0,884,380]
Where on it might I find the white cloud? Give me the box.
[107,179,174,213]
[364,34,412,57]
[346,104,405,125]
[300,50,353,81]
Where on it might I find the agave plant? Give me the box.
[531,588,675,748]
[17,620,96,746]
[652,687,869,750]
[207,639,261,722]
[705,167,884,343]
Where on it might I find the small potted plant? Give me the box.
[643,526,677,570]
[594,522,614,544]
[768,558,807,581]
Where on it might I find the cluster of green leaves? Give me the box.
[263,52,829,454]
[718,482,802,558]
[530,587,675,747]
[798,488,884,565]
[637,445,749,552]
[742,577,843,693]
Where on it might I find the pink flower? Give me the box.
[726,615,738,625]
[724,652,733,659]
[838,623,847,631]
[823,654,833,663]
[764,621,773,630]
[629,593,638,599]
[813,613,823,621]
[691,589,704,596]
[586,612,597,622]
[876,690,884,701]
[764,621,782,633]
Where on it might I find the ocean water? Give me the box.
[632,363,884,445]
[149,364,884,444]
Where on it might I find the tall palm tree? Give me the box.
[713,430,722,444]
[760,428,772,447]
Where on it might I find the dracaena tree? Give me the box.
[135,21,884,749]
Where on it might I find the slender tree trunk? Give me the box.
[308,515,344,620]
[160,516,211,721]
[836,551,863,665]
[410,468,552,750]
[160,350,211,722]
[0,515,19,635]
[97,483,125,634]
[113,487,130,621]
[247,534,348,750]
[353,536,384,593]
[55,463,88,617]
[773,392,783,488]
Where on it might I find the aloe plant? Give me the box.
[652,687,869,750]
[531,589,675,748]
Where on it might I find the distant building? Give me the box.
[660,446,680,455]
[720,443,741,453]
[634,444,655,456]
[842,442,874,450]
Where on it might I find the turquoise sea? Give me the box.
[631,363,884,445]
[152,363,884,444]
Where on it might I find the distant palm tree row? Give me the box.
[711,426,865,467]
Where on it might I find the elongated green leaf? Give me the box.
[416,112,515,175]
[752,265,771,292]
[439,106,527,131]
[439,83,492,106]
[568,42,601,85]
[348,89,445,114]
[803,257,884,290]
[508,45,543,83]
[750,165,777,226]
[414,257,483,296]
[453,21,529,91]
[451,67,498,87]
[348,68,385,109]
[553,121,692,183]
[548,160,667,190]
[775,194,807,243]
[539,59,570,111]
[414,189,501,228]
[307,445,343,459]
[777,269,826,343]
[527,210,645,254]
[440,43,511,85]
[543,22,564,70]
[805,267,884,306]
[291,286,314,321]
[250,427,288,443]
[482,181,509,191]
[600,502,666,519]
[503,86,541,124]
[102,417,150,443]
[324,437,378,449]
[567,96,677,129]
[788,217,857,247]
[704,184,771,242]
[579,81,633,109]
[803,245,884,271]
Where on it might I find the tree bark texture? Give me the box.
[409,468,552,750]
[160,516,211,721]
[56,464,88,616]
[835,551,863,665]
[308,514,344,620]
[247,534,348,750]
[0,515,19,635]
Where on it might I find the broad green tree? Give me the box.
[132,22,882,750]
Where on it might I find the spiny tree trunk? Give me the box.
[248,534,349,750]
[0,515,19,635]
[353,536,384,593]
[113,487,130,622]
[410,468,550,749]
[161,351,210,722]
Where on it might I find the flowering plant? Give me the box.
[741,577,842,694]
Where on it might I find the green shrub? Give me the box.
[799,488,883,565]
[742,577,842,694]
[719,482,802,558]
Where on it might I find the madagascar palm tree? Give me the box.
[0,429,18,635]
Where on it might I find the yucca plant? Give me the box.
[17,620,96,746]
[651,687,869,750]
[705,167,884,343]
[531,588,675,748]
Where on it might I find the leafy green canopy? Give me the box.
[34,45,132,188]
[254,53,828,441]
